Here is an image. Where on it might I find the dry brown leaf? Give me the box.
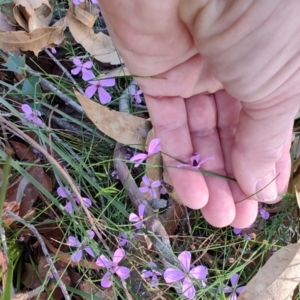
[0,25,64,55]
[67,10,121,65]
[74,90,151,150]
[79,281,115,300]
[238,243,300,300]
[13,0,54,32]
[3,167,52,225]
[74,4,98,28]
[10,141,37,162]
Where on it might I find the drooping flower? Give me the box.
[142,261,162,287]
[67,230,96,262]
[71,57,94,81]
[177,152,214,169]
[57,186,92,214]
[21,104,44,127]
[85,77,116,104]
[164,251,208,299]
[232,227,252,240]
[129,85,143,103]
[129,204,145,229]
[221,273,245,300]
[130,138,161,167]
[258,204,270,220]
[96,248,130,288]
[118,232,128,247]
[139,175,161,199]
[45,46,57,54]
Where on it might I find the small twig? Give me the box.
[7,211,71,300]
[44,48,85,95]
[115,82,181,293]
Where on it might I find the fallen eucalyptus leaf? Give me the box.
[238,243,300,300]
[74,90,151,150]
[67,10,121,65]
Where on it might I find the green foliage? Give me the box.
[22,76,42,97]
[2,54,25,75]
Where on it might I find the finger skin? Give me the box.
[144,94,209,210]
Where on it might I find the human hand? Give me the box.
[99,0,298,228]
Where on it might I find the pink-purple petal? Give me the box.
[57,186,71,198]
[115,266,130,280]
[68,236,81,247]
[112,248,125,265]
[138,204,145,218]
[178,251,191,273]
[71,249,83,262]
[151,274,159,287]
[82,70,95,81]
[71,66,81,75]
[98,87,111,104]
[233,228,242,235]
[142,175,151,186]
[259,208,270,220]
[82,197,92,207]
[129,213,140,222]
[229,293,238,300]
[223,286,234,294]
[147,138,161,155]
[151,180,161,188]
[133,220,143,229]
[182,277,196,300]
[101,272,112,288]
[85,84,98,98]
[189,265,208,280]
[164,268,185,283]
[86,230,95,239]
[84,246,95,257]
[82,61,93,69]
[96,255,112,268]
[72,57,81,66]
[21,104,32,114]
[130,153,147,165]
[236,286,245,294]
[142,270,153,278]
[139,186,150,194]
[64,202,74,214]
[230,273,239,286]
[100,77,116,87]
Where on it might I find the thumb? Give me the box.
[232,102,293,203]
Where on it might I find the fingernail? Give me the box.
[255,169,277,202]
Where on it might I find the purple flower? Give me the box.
[177,152,214,169]
[130,138,161,167]
[129,204,145,229]
[258,204,270,220]
[84,78,116,104]
[57,186,92,214]
[96,248,130,288]
[142,261,162,287]
[21,104,44,127]
[67,230,95,262]
[118,232,128,247]
[164,251,208,299]
[222,273,245,300]
[71,57,94,81]
[129,85,143,103]
[232,227,251,240]
[139,175,161,199]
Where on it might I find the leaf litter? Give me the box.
[0,1,298,300]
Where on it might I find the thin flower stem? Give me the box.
[161,151,237,182]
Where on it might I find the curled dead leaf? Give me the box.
[13,0,54,32]
[0,25,65,55]
[74,90,151,150]
[238,243,300,300]
[74,4,98,28]
[67,10,121,65]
